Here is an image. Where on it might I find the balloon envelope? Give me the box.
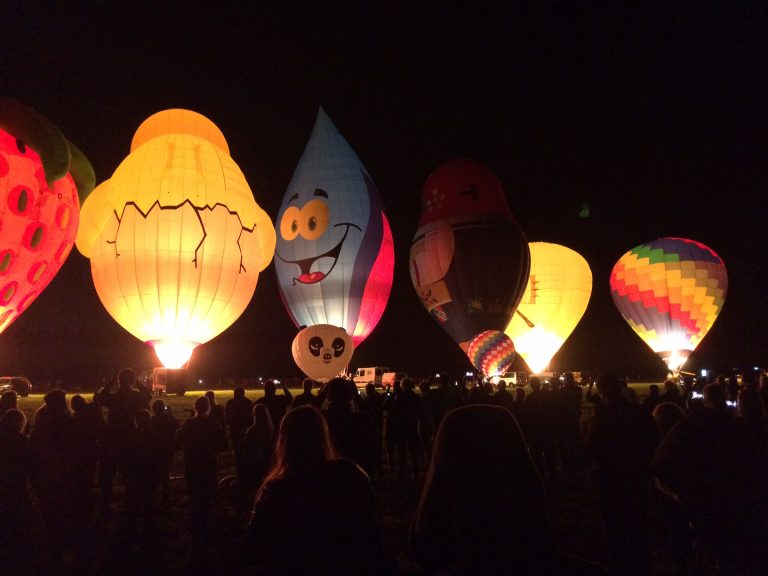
[0,99,93,335]
[505,242,592,373]
[410,159,529,352]
[274,108,394,346]
[610,237,727,372]
[467,330,516,377]
[76,109,275,368]
[292,324,354,383]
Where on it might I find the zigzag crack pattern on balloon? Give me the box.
[106,199,256,272]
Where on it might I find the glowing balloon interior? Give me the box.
[505,242,592,373]
[610,237,727,372]
[275,108,394,346]
[76,109,276,368]
[0,98,94,334]
[292,324,354,383]
[410,159,529,354]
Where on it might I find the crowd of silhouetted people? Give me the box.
[1,367,767,575]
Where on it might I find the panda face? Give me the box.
[308,335,346,364]
[292,324,355,383]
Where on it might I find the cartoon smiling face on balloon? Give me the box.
[277,185,363,286]
[274,108,394,346]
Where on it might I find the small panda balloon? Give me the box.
[292,324,354,383]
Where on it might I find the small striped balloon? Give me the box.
[467,330,516,377]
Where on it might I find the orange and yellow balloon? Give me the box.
[76,109,275,368]
[505,242,592,373]
[610,237,727,372]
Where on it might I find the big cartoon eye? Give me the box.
[309,336,323,357]
[299,199,329,240]
[332,337,346,358]
[280,206,302,241]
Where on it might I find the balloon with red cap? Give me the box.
[410,159,529,372]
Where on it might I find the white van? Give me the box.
[490,372,528,387]
[353,366,389,387]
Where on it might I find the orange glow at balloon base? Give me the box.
[150,339,198,369]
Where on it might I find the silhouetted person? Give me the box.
[248,406,393,575]
[522,377,556,477]
[585,377,604,416]
[653,383,768,572]
[324,377,372,472]
[234,403,274,528]
[96,368,151,512]
[489,380,514,411]
[395,378,422,480]
[660,380,683,408]
[254,379,293,429]
[737,384,768,450]
[30,389,78,569]
[556,372,583,469]
[652,401,685,440]
[510,386,526,421]
[651,401,690,576]
[0,409,32,569]
[585,372,658,576]
[150,399,179,506]
[410,405,607,576]
[431,375,462,428]
[0,389,18,419]
[225,387,253,449]
[291,378,319,408]
[418,380,435,459]
[123,409,161,536]
[178,396,227,548]
[726,374,741,403]
[69,394,104,561]
[643,384,662,414]
[383,380,401,476]
[204,390,227,432]
[361,382,385,480]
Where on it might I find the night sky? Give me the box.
[2,5,766,385]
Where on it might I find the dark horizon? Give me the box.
[1,5,766,385]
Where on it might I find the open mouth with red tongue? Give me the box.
[277,223,360,285]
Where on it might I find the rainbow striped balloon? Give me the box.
[610,237,727,372]
[466,330,516,377]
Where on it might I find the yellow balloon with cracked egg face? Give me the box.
[76,109,275,368]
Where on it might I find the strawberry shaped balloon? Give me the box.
[0,98,94,334]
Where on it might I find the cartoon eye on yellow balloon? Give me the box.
[76,109,276,368]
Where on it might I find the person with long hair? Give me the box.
[233,403,274,528]
[248,405,393,575]
[410,404,606,576]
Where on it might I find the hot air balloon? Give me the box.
[505,242,592,373]
[610,237,727,372]
[292,324,354,383]
[76,109,275,368]
[410,159,529,376]
[274,108,394,347]
[0,98,94,334]
[466,330,517,378]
